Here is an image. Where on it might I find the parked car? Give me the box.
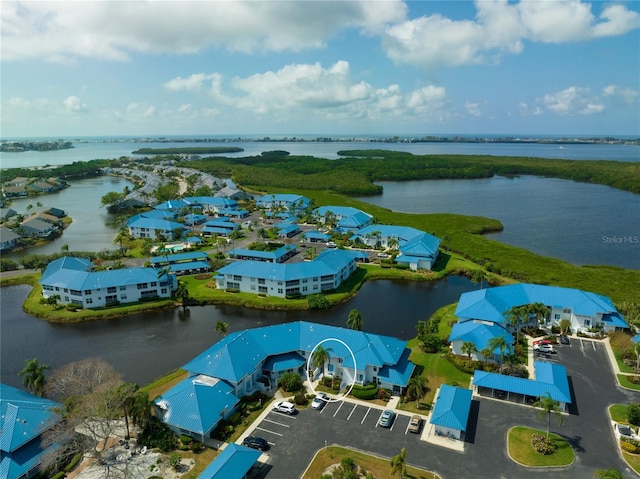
[242,436,269,451]
[378,409,396,428]
[377,252,390,258]
[408,415,422,433]
[534,343,556,354]
[533,339,552,346]
[326,241,337,248]
[559,334,570,345]
[272,401,297,415]
[311,392,329,410]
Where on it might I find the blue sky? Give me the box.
[2,1,639,138]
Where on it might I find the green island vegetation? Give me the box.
[302,446,439,479]
[2,159,116,181]
[508,426,575,467]
[131,146,244,154]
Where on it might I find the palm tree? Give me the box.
[215,321,228,337]
[470,270,486,289]
[487,336,510,370]
[460,341,478,365]
[527,302,549,327]
[505,305,528,343]
[390,447,407,477]
[387,238,399,251]
[311,345,332,379]
[174,282,190,311]
[117,382,139,440]
[634,341,640,373]
[479,347,493,368]
[346,309,363,331]
[533,393,563,439]
[406,376,428,408]
[19,358,48,397]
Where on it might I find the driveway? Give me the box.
[242,339,639,478]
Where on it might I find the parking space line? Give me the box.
[404,420,411,435]
[389,418,396,431]
[333,401,344,417]
[270,412,296,420]
[255,426,283,437]
[361,407,371,424]
[347,404,358,420]
[263,418,290,428]
[592,341,597,351]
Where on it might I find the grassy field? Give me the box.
[508,427,574,467]
[610,404,629,423]
[301,446,440,479]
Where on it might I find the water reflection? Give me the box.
[0,276,473,388]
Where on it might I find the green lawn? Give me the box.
[617,375,640,391]
[508,427,574,467]
[610,404,629,423]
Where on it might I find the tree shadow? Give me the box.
[559,434,585,453]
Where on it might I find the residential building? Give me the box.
[0,384,61,479]
[39,256,176,308]
[20,218,56,238]
[0,207,17,221]
[313,206,374,231]
[256,194,309,213]
[155,321,415,440]
[0,226,20,251]
[429,384,473,440]
[228,244,296,264]
[215,249,358,297]
[127,216,185,240]
[448,321,514,362]
[454,283,628,334]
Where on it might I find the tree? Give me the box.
[174,282,190,311]
[19,358,48,396]
[527,302,549,326]
[559,318,572,334]
[480,347,494,367]
[215,321,228,337]
[60,243,69,254]
[390,447,407,477]
[627,402,640,426]
[406,375,428,408]
[505,305,529,343]
[311,345,332,378]
[487,336,510,370]
[100,191,126,212]
[460,341,478,365]
[347,309,363,331]
[117,382,139,440]
[533,393,563,438]
[278,372,303,392]
[470,270,486,289]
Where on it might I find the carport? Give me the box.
[472,361,571,412]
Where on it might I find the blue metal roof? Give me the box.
[257,194,309,207]
[184,196,238,208]
[202,226,231,235]
[377,348,415,386]
[169,261,210,273]
[184,322,411,387]
[217,208,247,216]
[430,385,472,431]
[150,252,208,264]
[197,443,261,479]
[128,209,177,221]
[472,361,571,404]
[448,321,513,352]
[262,352,306,372]
[277,224,299,235]
[455,283,626,326]
[229,244,295,261]
[303,231,331,240]
[203,219,237,229]
[155,377,239,436]
[128,216,184,231]
[187,236,203,243]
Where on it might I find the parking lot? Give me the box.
[240,337,640,479]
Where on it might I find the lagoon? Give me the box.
[0,276,474,389]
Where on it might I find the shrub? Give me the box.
[179,434,193,445]
[531,433,557,455]
[621,440,639,454]
[190,441,205,453]
[378,388,392,402]
[137,417,178,452]
[228,412,242,425]
[65,303,81,312]
[351,384,378,400]
[50,472,66,479]
[169,452,181,470]
[278,372,303,392]
[308,293,331,309]
[628,402,640,426]
[294,390,308,405]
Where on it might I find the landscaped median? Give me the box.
[301,445,440,479]
[507,426,575,467]
[609,404,640,474]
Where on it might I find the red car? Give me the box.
[533,339,552,346]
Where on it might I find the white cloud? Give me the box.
[603,84,639,105]
[382,0,640,69]
[164,73,221,93]
[1,1,406,62]
[165,61,449,121]
[542,86,604,115]
[63,95,88,113]
[465,102,482,117]
[518,101,543,116]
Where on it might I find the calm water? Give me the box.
[0,276,473,389]
[357,176,640,270]
[3,176,133,259]
[1,139,638,169]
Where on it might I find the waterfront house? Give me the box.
[39,256,176,308]
[155,321,415,441]
[0,207,17,221]
[453,283,628,335]
[45,207,66,218]
[182,196,239,214]
[215,249,358,297]
[351,225,440,271]
[0,384,61,479]
[29,181,56,194]
[2,185,28,198]
[20,218,56,238]
[0,226,21,251]
[448,321,514,362]
[215,185,246,200]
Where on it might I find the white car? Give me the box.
[534,343,556,354]
[326,241,338,248]
[311,392,329,410]
[272,401,297,415]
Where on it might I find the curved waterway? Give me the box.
[0,276,474,389]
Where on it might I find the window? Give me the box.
[55,287,60,291]
[161,289,167,294]
[259,286,268,293]
[64,288,69,293]
[250,277,256,282]
[120,286,126,291]
[151,282,157,287]
[137,283,148,289]
[258,278,265,285]
[86,298,93,304]
[233,275,242,281]
[554,314,561,320]
[227,282,240,289]
[277,289,283,294]
[84,290,91,295]
[120,295,127,300]
[107,287,117,293]
[251,285,256,291]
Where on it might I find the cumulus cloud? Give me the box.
[518,101,543,116]
[542,86,604,115]
[383,0,640,69]
[164,61,449,121]
[465,102,482,117]
[1,1,406,62]
[164,73,222,93]
[63,95,88,113]
[603,84,638,105]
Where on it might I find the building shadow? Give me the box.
[567,376,579,416]
[464,400,480,444]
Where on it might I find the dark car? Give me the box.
[242,436,269,451]
[559,334,570,345]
